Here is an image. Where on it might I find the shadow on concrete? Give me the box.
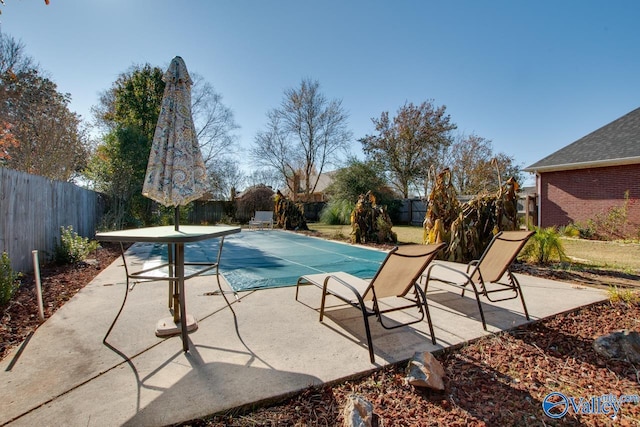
[123,345,323,426]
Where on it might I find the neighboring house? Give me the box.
[234,184,276,222]
[287,170,337,202]
[524,107,640,230]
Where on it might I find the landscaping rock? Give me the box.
[593,329,640,363]
[405,351,446,390]
[342,394,374,427]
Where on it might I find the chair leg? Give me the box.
[463,281,488,331]
[319,288,327,322]
[519,290,530,320]
[483,273,531,322]
[320,288,375,363]
[510,272,530,320]
[475,296,488,331]
[360,309,375,363]
[466,282,488,331]
[295,280,301,301]
[415,285,436,345]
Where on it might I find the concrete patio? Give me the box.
[0,243,607,426]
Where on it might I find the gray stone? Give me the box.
[342,394,374,427]
[405,351,446,390]
[593,329,640,364]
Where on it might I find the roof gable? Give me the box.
[298,170,338,193]
[525,107,640,172]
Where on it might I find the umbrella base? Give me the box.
[155,314,198,337]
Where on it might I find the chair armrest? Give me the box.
[466,259,479,274]
[322,274,368,308]
[422,262,473,288]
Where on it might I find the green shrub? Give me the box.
[54,226,100,265]
[320,199,355,225]
[583,190,636,240]
[560,224,580,238]
[520,226,568,264]
[574,221,595,239]
[0,252,20,306]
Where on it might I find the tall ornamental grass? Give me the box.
[320,199,355,225]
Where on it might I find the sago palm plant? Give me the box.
[521,226,568,264]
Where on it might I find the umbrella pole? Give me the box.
[172,207,179,323]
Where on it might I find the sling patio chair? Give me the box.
[421,230,534,331]
[249,211,274,230]
[295,243,446,363]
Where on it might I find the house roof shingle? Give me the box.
[524,107,640,172]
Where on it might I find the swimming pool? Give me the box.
[142,230,388,291]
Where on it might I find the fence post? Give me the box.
[32,250,45,322]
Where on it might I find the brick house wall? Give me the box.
[538,164,640,229]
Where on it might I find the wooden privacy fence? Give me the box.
[397,198,427,225]
[188,200,232,224]
[0,168,105,273]
[188,196,535,228]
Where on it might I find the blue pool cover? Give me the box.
[147,230,388,291]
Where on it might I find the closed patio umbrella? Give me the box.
[142,56,208,230]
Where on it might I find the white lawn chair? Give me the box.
[249,211,274,230]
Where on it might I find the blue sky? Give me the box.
[2,1,639,187]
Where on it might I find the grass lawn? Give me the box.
[306,223,640,272]
[561,237,640,271]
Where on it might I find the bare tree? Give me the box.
[207,156,245,200]
[251,78,352,200]
[246,168,283,191]
[0,31,35,75]
[252,110,296,193]
[447,134,493,194]
[360,101,456,198]
[444,133,523,194]
[190,72,240,165]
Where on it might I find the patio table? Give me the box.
[96,225,241,352]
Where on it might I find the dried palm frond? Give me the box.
[423,169,520,262]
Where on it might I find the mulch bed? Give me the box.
[186,300,640,426]
[1,242,639,426]
[0,243,123,360]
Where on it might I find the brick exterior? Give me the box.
[539,164,640,229]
